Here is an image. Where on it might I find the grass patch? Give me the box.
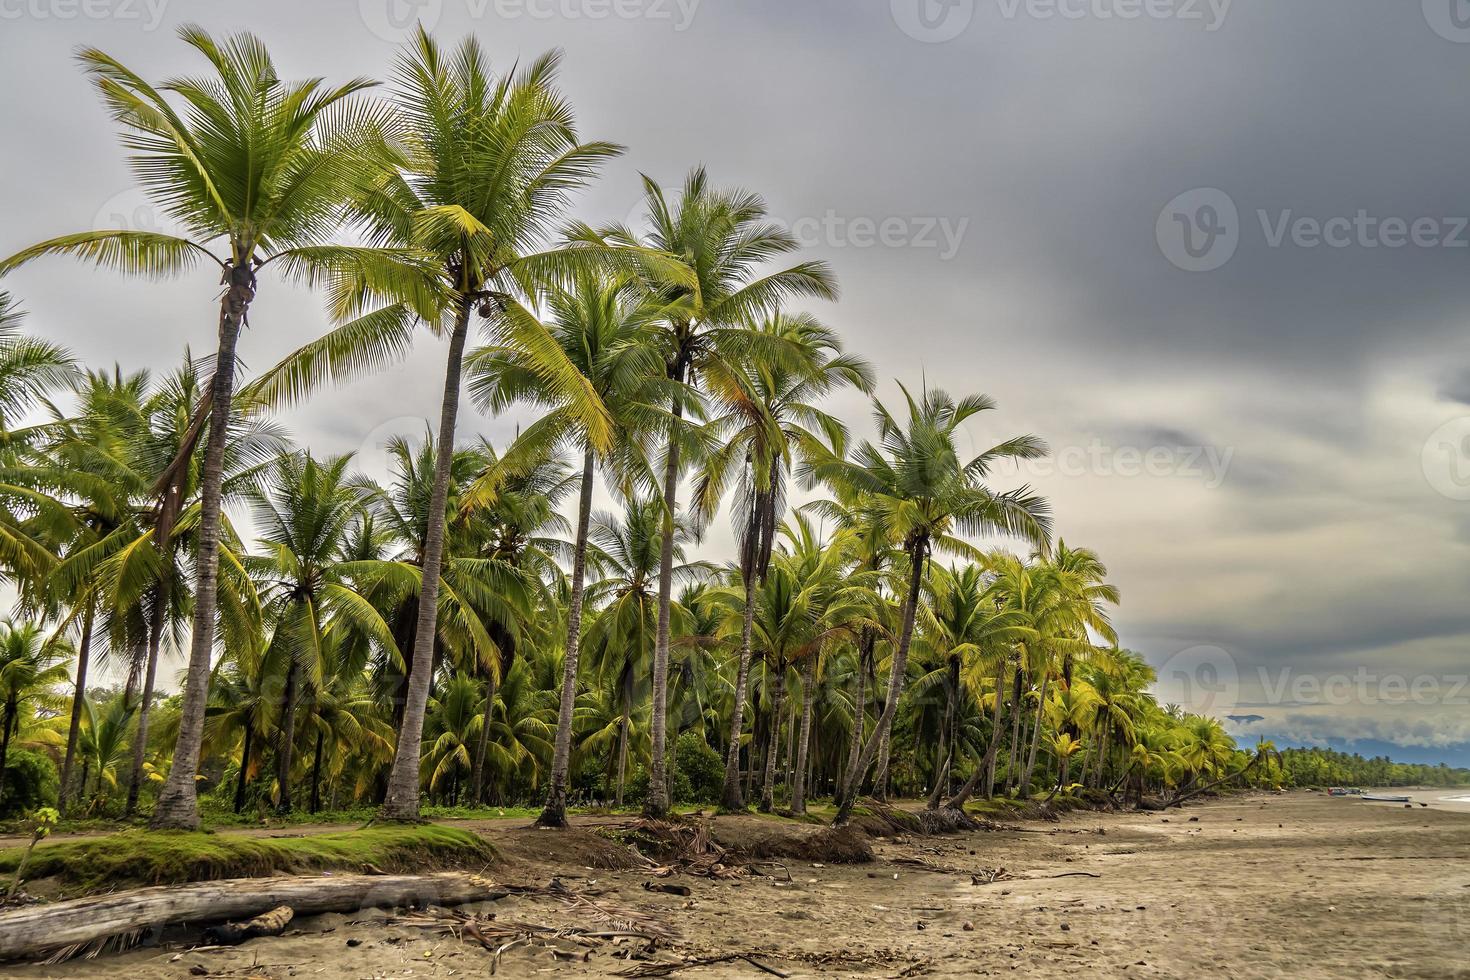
[0,824,495,896]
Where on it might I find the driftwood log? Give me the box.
[0,872,503,961]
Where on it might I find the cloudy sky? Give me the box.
[3,0,1468,765]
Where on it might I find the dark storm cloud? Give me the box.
[1,0,1468,760]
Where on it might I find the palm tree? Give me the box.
[468,270,669,827]
[811,384,1051,825]
[0,621,70,807]
[244,452,398,813]
[0,27,426,829]
[612,168,838,817]
[255,29,622,822]
[917,562,1030,810]
[0,292,76,442]
[693,312,873,810]
[581,498,702,805]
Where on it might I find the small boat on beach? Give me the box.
[1360,793,1411,803]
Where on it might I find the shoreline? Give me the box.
[9,790,1469,979]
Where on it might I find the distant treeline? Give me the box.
[1277,747,1470,788]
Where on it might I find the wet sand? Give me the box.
[10,790,1470,979]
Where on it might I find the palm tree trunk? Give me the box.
[1019,673,1050,799]
[233,713,254,814]
[309,729,324,814]
[58,605,94,815]
[947,659,1009,810]
[720,573,758,811]
[834,542,925,825]
[645,384,686,820]
[838,629,873,802]
[759,663,786,813]
[381,297,471,821]
[275,662,299,814]
[926,655,960,810]
[1004,667,1025,794]
[126,580,167,816]
[470,671,496,805]
[538,446,596,827]
[791,657,816,814]
[614,711,629,807]
[873,726,892,801]
[152,264,253,830]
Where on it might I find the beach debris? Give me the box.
[643,881,692,897]
[201,905,294,946]
[615,952,789,977]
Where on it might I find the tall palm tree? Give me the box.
[0,27,427,829]
[256,29,622,821]
[612,168,838,817]
[811,384,1051,825]
[468,270,669,827]
[693,312,873,810]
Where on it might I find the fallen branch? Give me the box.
[617,952,789,977]
[0,872,503,962]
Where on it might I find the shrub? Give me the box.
[0,750,58,819]
[675,732,724,803]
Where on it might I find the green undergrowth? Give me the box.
[0,824,495,896]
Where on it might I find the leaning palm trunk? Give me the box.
[946,659,1009,810]
[720,573,758,811]
[469,672,497,805]
[791,657,816,814]
[538,447,597,827]
[381,300,472,821]
[1018,673,1050,799]
[645,390,686,819]
[152,264,254,830]
[58,606,94,815]
[833,543,925,825]
[1004,668,1025,794]
[837,629,873,802]
[759,663,786,813]
[126,579,167,815]
[233,713,254,814]
[926,655,960,810]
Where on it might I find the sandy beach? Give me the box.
[9,790,1468,980]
